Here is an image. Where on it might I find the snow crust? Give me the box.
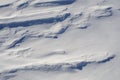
[0,0,120,80]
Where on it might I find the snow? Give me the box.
[0,0,120,80]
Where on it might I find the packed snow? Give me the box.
[0,0,120,80]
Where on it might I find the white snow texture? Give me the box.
[0,0,120,80]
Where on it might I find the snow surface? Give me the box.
[0,0,120,80]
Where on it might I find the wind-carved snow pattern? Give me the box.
[89,6,113,18]
[0,13,71,29]
[43,23,69,38]
[0,4,11,8]
[8,36,27,49]
[40,50,67,58]
[0,54,115,79]
[33,0,76,7]
[0,0,119,80]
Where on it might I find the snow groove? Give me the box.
[33,0,76,7]
[8,36,27,49]
[0,4,11,8]
[0,13,70,29]
[0,54,115,74]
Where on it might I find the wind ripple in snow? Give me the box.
[33,0,75,7]
[0,13,70,29]
[0,54,115,75]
